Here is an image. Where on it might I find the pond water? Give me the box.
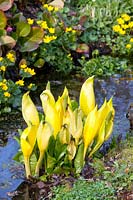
[0,74,132,199]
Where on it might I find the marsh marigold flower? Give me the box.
[130,38,133,43]
[28,83,33,89]
[117,18,124,25]
[113,25,121,32]
[4,92,11,97]
[121,14,131,21]
[20,64,27,69]
[119,29,126,35]
[6,52,15,62]
[0,65,6,72]
[2,84,8,91]
[41,21,48,29]
[48,28,55,34]
[16,80,24,86]
[126,44,131,49]
[128,21,133,28]
[27,18,34,25]
[65,27,72,32]
[0,57,3,62]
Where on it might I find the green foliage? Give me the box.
[79,55,129,77]
[0,54,37,115]
[52,178,116,200]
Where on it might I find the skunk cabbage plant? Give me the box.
[15,76,115,178]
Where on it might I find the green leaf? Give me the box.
[27,26,44,43]
[0,10,7,29]
[16,22,31,37]
[45,153,56,173]
[30,153,37,175]
[74,143,85,174]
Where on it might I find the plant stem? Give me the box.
[24,156,31,179]
[35,151,44,176]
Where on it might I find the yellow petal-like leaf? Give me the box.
[83,106,98,158]
[79,76,95,116]
[22,92,39,126]
[37,121,53,152]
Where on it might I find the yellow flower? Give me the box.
[112,25,121,32]
[0,65,6,71]
[121,24,129,29]
[128,21,133,28]
[20,64,27,69]
[27,68,36,75]
[16,80,24,86]
[48,27,55,34]
[6,52,15,62]
[36,20,42,25]
[43,36,52,43]
[4,92,11,97]
[47,5,54,12]
[126,44,131,49]
[0,57,3,62]
[72,30,76,34]
[27,18,34,25]
[117,18,124,25]
[43,4,48,8]
[121,14,131,21]
[65,27,72,32]
[119,29,126,35]
[130,38,133,43]
[2,84,8,91]
[41,21,48,29]
[54,7,59,12]
[28,83,33,89]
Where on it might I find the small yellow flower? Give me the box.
[0,65,6,71]
[20,64,27,69]
[4,92,11,97]
[126,44,131,49]
[37,20,42,25]
[0,57,3,62]
[121,24,129,29]
[48,28,55,34]
[128,21,133,28]
[121,14,131,21]
[119,29,126,35]
[41,21,48,29]
[16,80,24,86]
[43,4,48,8]
[6,52,15,62]
[51,35,57,40]
[47,5,54,12]
[2,84,8,91]
[117,18,124,25]
[27,18,34,25]
[130,38,133,43]
[54,7,59,12]
[112,25,121,32]
[28,83,33,89]
[72,30,76,34]
[28,68,36,76]
[65,27,72,32]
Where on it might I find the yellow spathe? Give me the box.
[79,76,95,116]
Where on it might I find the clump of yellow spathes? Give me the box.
[20,76,115,178]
